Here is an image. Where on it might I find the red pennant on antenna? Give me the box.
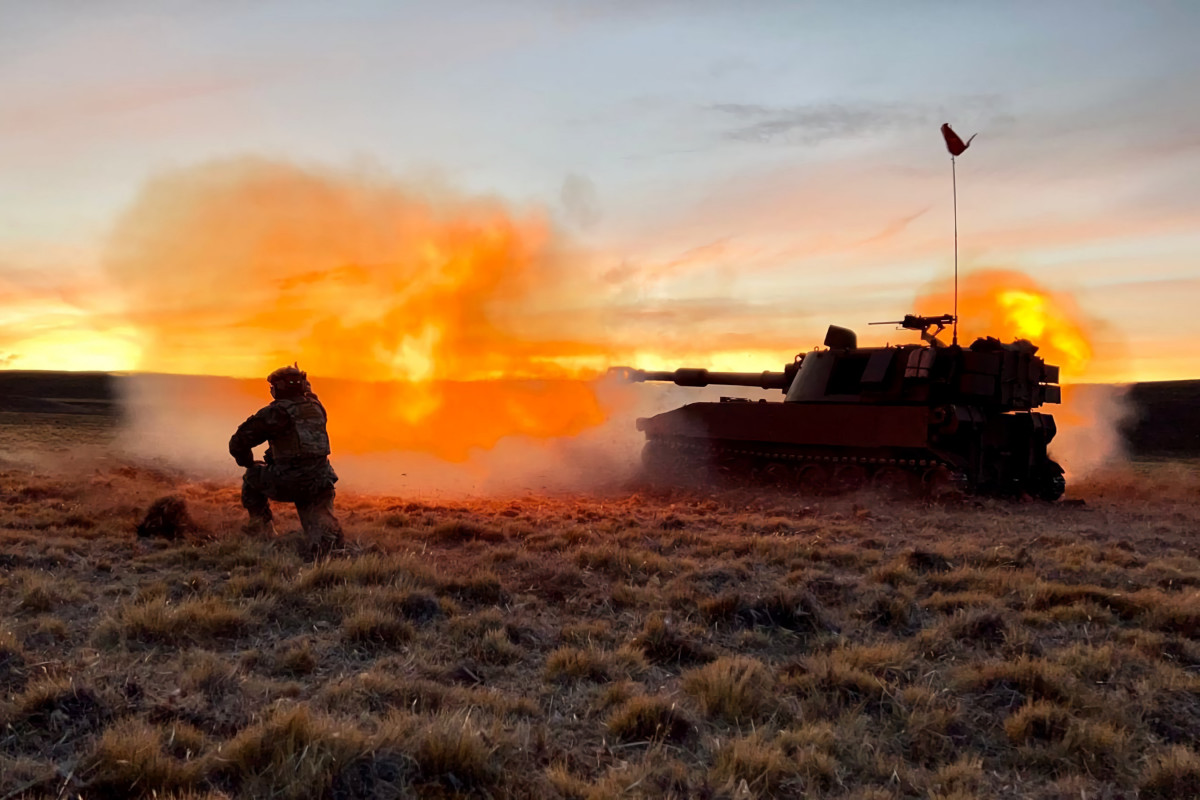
[940,123,976,157]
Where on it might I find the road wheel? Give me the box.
[795,464,829,495]
[923,465,966,503]
[830,463,867,493]
[871,466,913,499]
[758,461,795,489]
[1028,465,1066,502]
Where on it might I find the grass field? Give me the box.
[1,413,1199,799]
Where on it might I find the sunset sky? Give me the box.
[2,1,1198,383]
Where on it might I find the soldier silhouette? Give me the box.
[229,365,344,558]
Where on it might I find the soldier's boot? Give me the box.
[297,491,344,560]
[241,514,277,538]
[241,472,277,538]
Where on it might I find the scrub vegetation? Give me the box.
[2,414,1199,799]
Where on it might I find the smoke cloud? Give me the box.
[114,372,658,496]
[1051,384,1132,480]
[103,157,643,476]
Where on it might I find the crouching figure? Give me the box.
[229,365,344,558]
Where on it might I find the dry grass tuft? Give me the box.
[95,596,252,648]
[439,570,508,605]
[919,608,1012,658]
[785,655,894,717]
[161,721,209,760]
[390,589,443,625]
[3,677,110,753]
[681,655,777,723]
[1139,745,1200,800]
[207,705,369,799]
[426,519,506,544]
[83,719,197,797]
[710,730,801,796]
[472,627,522,665]
[907,549,954,573]
[921,590,998,613]
[0,628,26,691]
[16,570,72,613]
[1141,672,1200,746]
[136,495,200,540]
[180,649,239,697]
[559,619,612,646]
[568,752,693,798]
[576,545,678,581]
[321,672,447,715]
[605,695,694,743]
[701,588,834,635]
[857,585,920,632]
[928,754,984,797]
[632,613,712,666]
[1004,700,1133,779]
[1003,700,1073,744]
[954,657,1077,711]
[406,712,501,791]
[295,553,426,591]
[948,608,1010,646]
[523,562,587,603]
[271,638,317,677]
[341,607,414,650]
[1147,591,1200,637]
[545,645,646,683]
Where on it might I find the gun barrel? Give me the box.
[615,367,792,390]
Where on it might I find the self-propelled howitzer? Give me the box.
[616,315,1065,500]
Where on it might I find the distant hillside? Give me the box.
[0,371,118,415]
[2,371,1198,458]
[1119,379,1200,457]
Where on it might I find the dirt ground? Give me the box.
[1,413,1198,799]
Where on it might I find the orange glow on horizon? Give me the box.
[1,329,142,373]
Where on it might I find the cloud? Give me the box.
[707,95,1013,147]
[711,102,927,145]
[857,206,931,246]
[602,237,733,285]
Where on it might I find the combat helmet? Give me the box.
[267,364,311,399]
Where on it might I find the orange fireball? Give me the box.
[916,270,1094,379]
[105,158,622,459]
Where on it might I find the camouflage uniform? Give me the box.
[229,372,344,558]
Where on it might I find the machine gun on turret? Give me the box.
[869,314,956,346]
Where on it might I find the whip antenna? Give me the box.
[940,123,975,346]
[952,154,958,345]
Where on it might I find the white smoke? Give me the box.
[114,372,656,497]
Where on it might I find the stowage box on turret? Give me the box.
[615,315,1065,500]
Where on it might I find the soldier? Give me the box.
[229,365,344,558]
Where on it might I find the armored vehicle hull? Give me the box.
[621,317,1065,500]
